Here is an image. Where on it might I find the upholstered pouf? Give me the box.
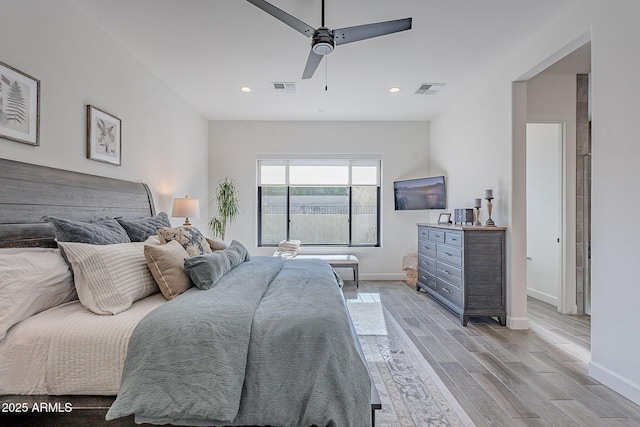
[402,253,418,287]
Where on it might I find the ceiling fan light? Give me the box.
[313,41,334,55]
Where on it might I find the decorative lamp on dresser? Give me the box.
[416,223,506,326]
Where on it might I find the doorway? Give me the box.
[511,35,590,326]
[526,122,563,308]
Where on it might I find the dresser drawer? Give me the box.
[418,226,429,240]
[436,261,462,287]
[418,269,436,291]
[418,253,437,274]
[429,229,445,243]
[437,278,462,307]
[418,239,436,257]
[436,245,462,266]
[445,232,462,247]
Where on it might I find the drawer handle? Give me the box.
[444,270,451,275]
[421,275,429,280]
[445,252,453,256]
[442,287,451,293]
[451,237,458,241]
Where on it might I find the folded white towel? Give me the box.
[274,240,301,258]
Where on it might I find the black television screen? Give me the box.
[394,176,446,210]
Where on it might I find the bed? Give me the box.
[0,158,380,426]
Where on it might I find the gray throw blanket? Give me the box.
[106,256,371,426]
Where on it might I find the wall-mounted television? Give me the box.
[394,176,446,210]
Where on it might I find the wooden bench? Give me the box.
[295,255,360,288]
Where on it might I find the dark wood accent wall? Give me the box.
[0,158,155,248]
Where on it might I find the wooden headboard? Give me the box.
[0,158,155,248]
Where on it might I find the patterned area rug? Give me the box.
[356,308,475,427]
[347,293,388,336]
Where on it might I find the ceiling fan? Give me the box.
[246,0,412,79]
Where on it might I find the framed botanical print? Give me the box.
[0,60,40,146]
[87,105,121,166]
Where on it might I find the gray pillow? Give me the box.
[116,212,171,242]
[43,216,131,244]
[184,240,250,290]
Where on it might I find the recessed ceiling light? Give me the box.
[240,86,251,93]
[390,87,401,93]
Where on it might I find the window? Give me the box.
[258,155,381,247]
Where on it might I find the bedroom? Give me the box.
[1,0,640,426]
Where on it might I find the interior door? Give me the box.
[526,122,563,307]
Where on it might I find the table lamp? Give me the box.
[171,195,199,226]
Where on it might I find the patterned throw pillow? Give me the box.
[156,226,212,257]
[43,216,130,244]
[116,212,171,242]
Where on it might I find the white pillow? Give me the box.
[57,241,159,315]
[0,248,77,341]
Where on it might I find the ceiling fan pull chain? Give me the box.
[325,55,328,91]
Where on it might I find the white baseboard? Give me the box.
[359,273,407,281]
[334,272,406,281]
[527,288,558,307]
[589,360,640,406]
[507,316,529,330]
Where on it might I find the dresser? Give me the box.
[416,223,506,326]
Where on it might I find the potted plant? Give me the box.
[208,177,240,241]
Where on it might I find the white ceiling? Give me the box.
[71,0,582,121]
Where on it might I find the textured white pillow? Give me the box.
[58,241,159,315]
[0,248,77,341]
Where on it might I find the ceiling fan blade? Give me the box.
[302,49,324,79]
[334,17,412,45]
[246,0,315,38]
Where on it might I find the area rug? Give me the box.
[359,309,475,427]
[346,293,388,336]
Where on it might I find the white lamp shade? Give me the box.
[172,196,200,219]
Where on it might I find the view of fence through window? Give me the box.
[258,157,380,246]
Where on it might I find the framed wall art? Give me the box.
[0,60,40,146]
[87,105,121,166]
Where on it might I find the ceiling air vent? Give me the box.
[415,83,445,95]
[272,82,297,94]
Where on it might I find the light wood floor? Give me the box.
[343,280,640,427]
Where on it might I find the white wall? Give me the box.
[527,74,577,116]
[209,121,430,280]
[587,0,640,406]
[431,0,640,405]
[0,0,209,228]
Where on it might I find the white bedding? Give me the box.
[0,293,166,395]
